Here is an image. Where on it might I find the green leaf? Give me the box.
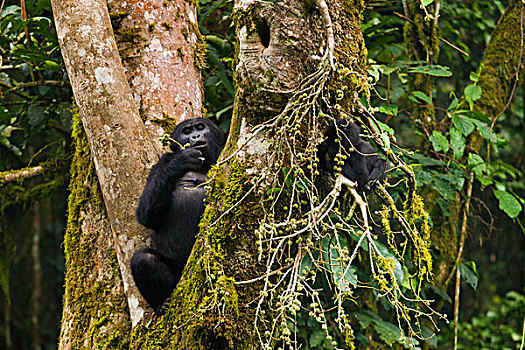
[422,326,438,347]
[429,131,449,153]
[447,97,459,111]
[450,127,465,158]
[412,91,432,105]
[469,71,480,82]
[1,5,19,18]
[266,188,282,195]
[355,311,380,329]
[300,252,314,276]
[41,60,62,71]
[421,0,435,5]
[378,104,398,116]
[459,262,479,290]
[372,319,403,346]
[375,120,394,135]
[452,114,475,136]
[429,285,452,304]
[411,153,446,167]
[463,110,491,124]
[328,238,358,294]
[408,64,451,77]
[282,167,292,189]
[472,119,497,144]
[374,241,404,285]
[467,153,486,176]
[493,190,522,219]
[28,104,45,127]
[464,84,482,101]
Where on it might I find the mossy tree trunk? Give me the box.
[473,0,524,125]
[53,0,203,347]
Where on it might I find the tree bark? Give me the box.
[51,0,162,326]
[475,0,524,124]
[31,201,41,350]
[58,113,131,349]
[53,0,205,344]
[108,0,204,133]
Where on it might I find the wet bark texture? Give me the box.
[131,1,367,348]
[59,113,131,350]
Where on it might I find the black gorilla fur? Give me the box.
[318,119,388,190]
[130,117,224,314]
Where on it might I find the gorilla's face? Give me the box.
[170,118,225,170]
[178,119,211,149]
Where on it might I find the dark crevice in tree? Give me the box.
[258,19,271,48]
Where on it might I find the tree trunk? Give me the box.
[53,0,204,345]
[108,0,204,133]
[475,0,524,123]
[31,201,41,350]
[52,0,162,326]
[58,111,132,349]
[404,0,440,133]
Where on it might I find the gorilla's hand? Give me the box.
[176,148,204,172]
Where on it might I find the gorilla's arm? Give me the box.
[136,148,203,229]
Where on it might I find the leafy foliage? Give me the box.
[198,0,235,131]
[438,291,525,349]
[0,0,72,167]
[0,1,71,348]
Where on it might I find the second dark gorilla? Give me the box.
[318,119,388,190]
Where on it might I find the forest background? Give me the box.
[0,0,523,349]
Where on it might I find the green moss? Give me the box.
[151,112,179,134]
[117,27,142,43]
[60,106,131,349]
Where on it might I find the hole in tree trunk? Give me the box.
[258,20,271,48]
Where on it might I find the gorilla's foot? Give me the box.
[155,297,171,316]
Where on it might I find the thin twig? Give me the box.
[444,173,475,287]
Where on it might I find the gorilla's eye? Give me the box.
[182,127,192,135]
[196,123,205,131]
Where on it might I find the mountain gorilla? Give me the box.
[131,117,224,315]
[318,119,388,190]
